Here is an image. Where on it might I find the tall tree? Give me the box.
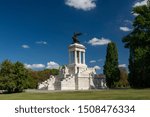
[122,3,150,88]
[103,42,120,88]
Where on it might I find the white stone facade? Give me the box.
[38,43,98,90]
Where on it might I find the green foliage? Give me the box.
[28,69,59,84]
[116,67,129,88]
[0,60,59,92]
[0,60,30,93]
[13,62,30,92]
[122,4,150,88]
[0,60,15,92]
[49,69,59,76]
[26,74,38,89]
[103,42,120,88]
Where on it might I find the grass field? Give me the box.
[0,89,150,100]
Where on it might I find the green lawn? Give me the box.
[0,89,150,100]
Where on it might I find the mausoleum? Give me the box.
[38,34,106,90]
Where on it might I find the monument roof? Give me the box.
[69,43,85,49]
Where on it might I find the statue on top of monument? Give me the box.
[72,32,82,44]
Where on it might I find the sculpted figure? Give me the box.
[72,32,82,44]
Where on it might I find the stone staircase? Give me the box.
[61,74,76,90]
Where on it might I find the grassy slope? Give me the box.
[0,89,150,100]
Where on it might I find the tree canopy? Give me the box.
[122,4,150,88]
[0,60,59,93]
[0,60,30,93]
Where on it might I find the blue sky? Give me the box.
[0,0,147,73]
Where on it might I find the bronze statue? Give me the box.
[72,32,82,44]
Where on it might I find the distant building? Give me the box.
[93,74,107,89]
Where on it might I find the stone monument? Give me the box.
[38,33,106,90]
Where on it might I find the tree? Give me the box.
[28,69,59,84]
[117,67,129,88]
[0,60,15,93]
[0,60,60,92]
[0,60,30,93]
[13,62,30,92]
[122,3,150,88]
[103,42,120,88]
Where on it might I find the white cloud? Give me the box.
[98,59,103,62]
[88,37,111,46]
[94,66,101,70]
[133,0,148,7]
[90,60,96,63]
[24,61,59,70]
[36,41,47,45]
[124,20,132,24]
[132,12,139,16]
[24,64,45,69]
[22,45,30,49]
[46,61,60,69]
[120,27,132,32]
[118,64,127,68]
[65,0,96,11]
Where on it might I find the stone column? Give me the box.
[79,51,81,64]
[74,51,77,64]
[69,51,71,64]
[83,52,85,64]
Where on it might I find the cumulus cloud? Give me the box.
[36,41,47,45]
[120,27,132,32]
[24,61,60,70]
[46,61,60,69]
[118,64,127,68]
[24,64,45,70]
[22,45,30,49]
[94,66,101,70]
[133,0,148,7]
[88,37,111,46]
[65,0,96,11]
[90,60,96,63]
